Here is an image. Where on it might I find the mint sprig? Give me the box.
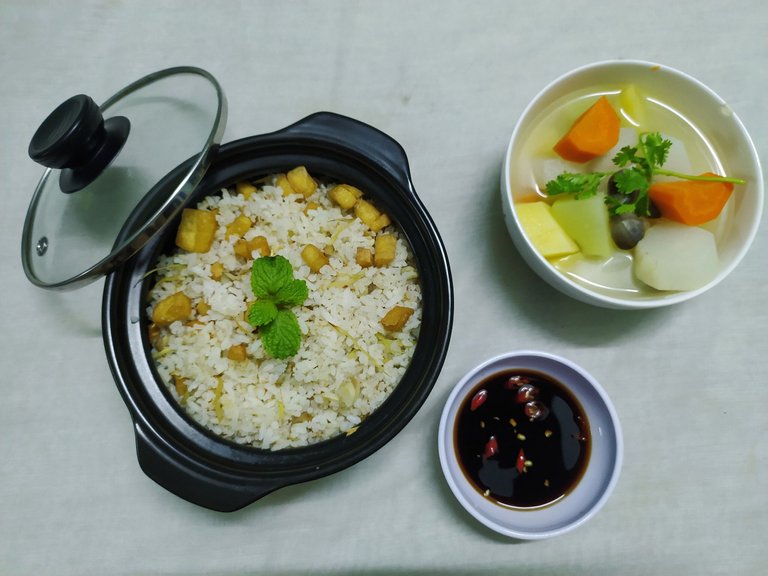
[247,255,308,359]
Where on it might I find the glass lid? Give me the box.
[22,66,227,289]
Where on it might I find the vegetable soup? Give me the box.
[509,85,741,298]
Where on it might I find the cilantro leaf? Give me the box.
[613,167,649,197]
[640,132,672,169]
[248,299,278,327]
[261,309,302,359]
[613,203,636,215]
[612,145,642,168]
[251,255,293,298]
[604,167,650,216]
[545,172,607,199]
[274,278,309,307]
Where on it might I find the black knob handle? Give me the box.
[29,94,130,194]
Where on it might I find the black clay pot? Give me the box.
[102,112,454,511]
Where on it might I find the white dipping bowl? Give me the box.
[501,60,763,309]
[438,351,622,540]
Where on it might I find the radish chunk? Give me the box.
[634,222,719,291]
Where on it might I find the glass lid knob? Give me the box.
[29,94,131,194]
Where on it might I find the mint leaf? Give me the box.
[251,255,293,298]
[545,172,607,199]
[247,254,309,358]
[248,299,278,327]
[261,309,302,359]
[274,278,308,306]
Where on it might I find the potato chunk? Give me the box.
[329,184,363,210]
[225,215,253,239]
[226,344,248,362]
[374,234,397,267]
[152,292,192,326]
[515,202,579,259]
[235,181,257,199]
[381,306,414,332]
[175,208,217,253]
[287,166,317,198]
[355,247,373,268]
[302,244,329,273]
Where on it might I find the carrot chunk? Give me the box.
[554,96,620,163]
[648,174,734,226]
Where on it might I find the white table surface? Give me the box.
[2,1,767,574]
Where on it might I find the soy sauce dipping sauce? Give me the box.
[454,370,590,508]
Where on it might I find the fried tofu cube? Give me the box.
[329,184,363,210]
[152,292,192,326]
[381,306,414,332]
[287,166,317,198]
[235,181,257,199]
[234,239,250,259]
[354,199,381,229]
[304,201,321,214]
[374,233,397,267]
[354,199,391,231]
[276,173,296,196]
[226,344,248,362]
[225,215,252,238]
[302,244,329,273]
[248,235,270,257]
[372,213,391,232]
[210,262,224,281]
[356,247,373,268]
[175,208,217,253]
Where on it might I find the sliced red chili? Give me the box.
[483,436,498,459]
[516,448,526,473]
[470,389,487,411]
